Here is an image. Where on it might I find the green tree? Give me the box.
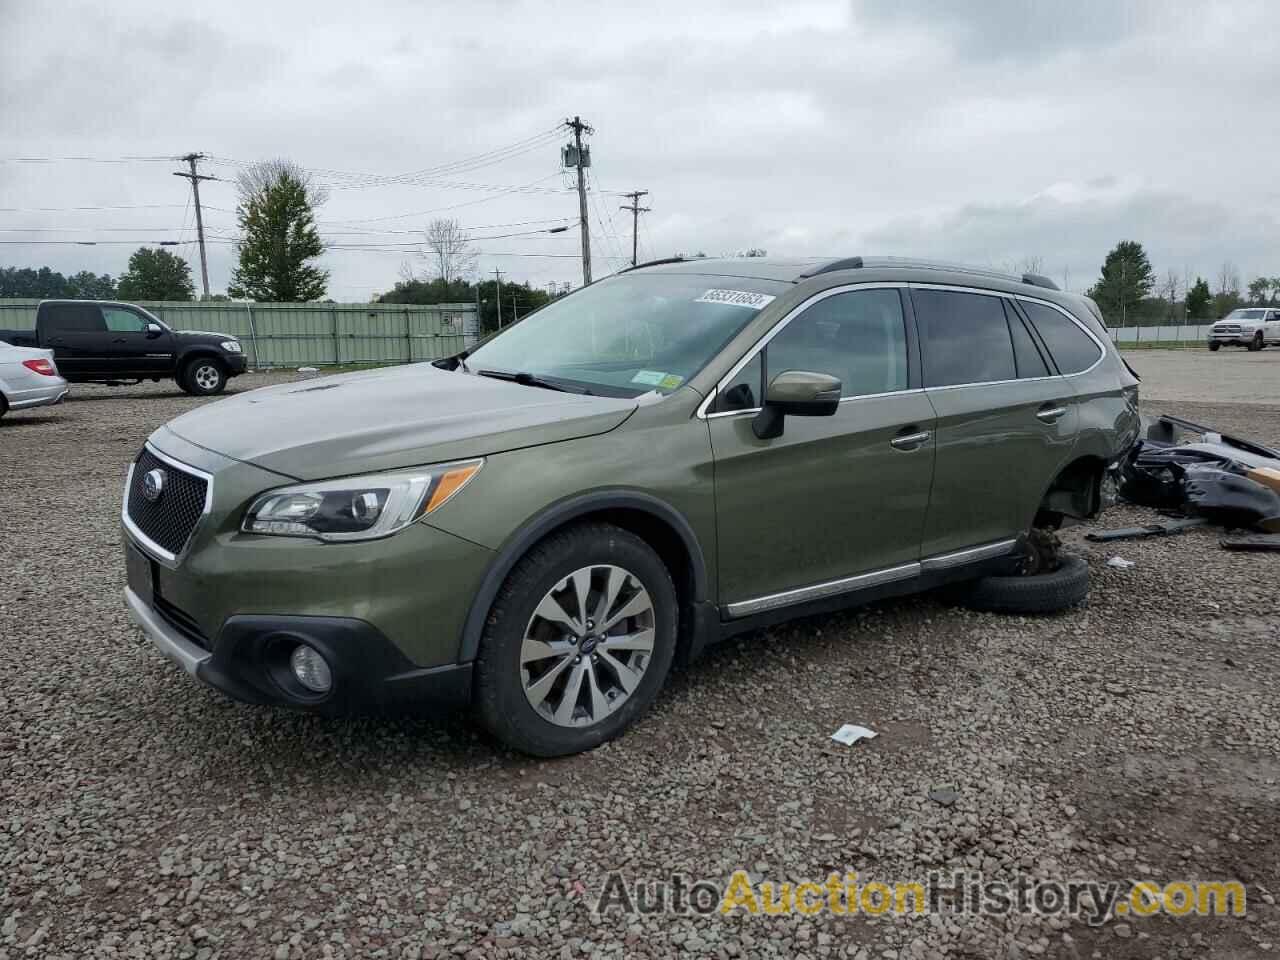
[377,277,551,333]
[1185,277,1212,320]
[228,160,328,302]
[1088,240,1155,326]
[1247,277,1271,304]
[66,270,117,299]
[116,248,194,301]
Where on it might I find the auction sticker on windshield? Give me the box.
[694,289,776,310]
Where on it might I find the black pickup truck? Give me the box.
[0,300,246,395]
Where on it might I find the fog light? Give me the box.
[289,644,332,693]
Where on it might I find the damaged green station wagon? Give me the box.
[123,257,1140,756]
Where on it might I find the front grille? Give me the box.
[152,593,211,651]
[126,448,208,556]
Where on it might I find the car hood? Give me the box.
[161,363,637,480]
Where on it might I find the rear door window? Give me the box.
[1020,301,1103,374]
[43,303,105,333]
[912,289,1016,387]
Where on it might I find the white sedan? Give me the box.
[0,341,69,419]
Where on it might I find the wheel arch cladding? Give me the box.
[455,491,709,664]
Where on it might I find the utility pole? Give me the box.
[510,293,519,323]
[619,190,650,267]
[173,153,216,300]
[564,116,593,285]
[493,268,504,328]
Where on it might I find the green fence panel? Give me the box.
[0,298,478,367]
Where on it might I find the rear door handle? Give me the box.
[1036,404,1068,424]
[890,430,931,451]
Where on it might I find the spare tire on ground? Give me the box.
[959,554,1090,614]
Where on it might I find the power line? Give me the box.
[203,126,565,190]
[0,156,180,166]
[0,203,191,213]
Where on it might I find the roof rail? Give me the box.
[799,255,1061,290]
[797,257,863,279]
[622,256,685,272]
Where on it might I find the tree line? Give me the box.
[1086,240,1279,327]
[0,248,199,301]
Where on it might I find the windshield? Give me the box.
[1227,309,1266,320]
[465,273,788,397]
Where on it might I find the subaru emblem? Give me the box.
[142,468,166,503]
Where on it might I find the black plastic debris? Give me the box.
[1221,534,1280,552]
[1118,414,1280,532]
[1182,465,1280,529]
[1085,518,1209,542]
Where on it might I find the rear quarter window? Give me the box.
[1020,302,1103,374]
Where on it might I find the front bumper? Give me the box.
[1208,332,1255,345]
[125,585,473,713]
[225,353,248,376]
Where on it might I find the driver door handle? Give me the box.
[1036,404,1068,424]
[890,430,931,451]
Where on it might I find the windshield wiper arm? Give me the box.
[476,369,592,395]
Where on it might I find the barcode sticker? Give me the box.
[694,289,776,310]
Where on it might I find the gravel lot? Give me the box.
[2,357,1278,960]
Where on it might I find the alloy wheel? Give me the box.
[194,363,221,391]
[520,564,655,727]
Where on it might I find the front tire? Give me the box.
[1248,333,1263,352]
[180,357,227,395]
[474,523,678,757]
[1208,341,1221,351]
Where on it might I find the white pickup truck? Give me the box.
[1208,307,1280,351]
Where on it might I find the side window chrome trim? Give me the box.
[696,281,910,420]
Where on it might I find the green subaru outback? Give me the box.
[122,257,1139,755]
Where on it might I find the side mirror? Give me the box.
[145,323,163,338]
[752,370,842,439]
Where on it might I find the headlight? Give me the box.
[242,458,483,541]
[220,340,243,353]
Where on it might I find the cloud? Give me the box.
[1,0,1277,298]
[860,180,1280,290]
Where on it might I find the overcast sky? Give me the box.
[2,0,1277,300]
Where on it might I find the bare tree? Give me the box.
[1216,261,1241,296]
[234,158,329,209]
[423,218,478,284]
[1160,269,1180,320]
[998,256,1045,276]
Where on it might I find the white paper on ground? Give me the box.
[831,723,878,745]
[1106,556,1135,569]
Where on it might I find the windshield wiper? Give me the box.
[476,369,592,395]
